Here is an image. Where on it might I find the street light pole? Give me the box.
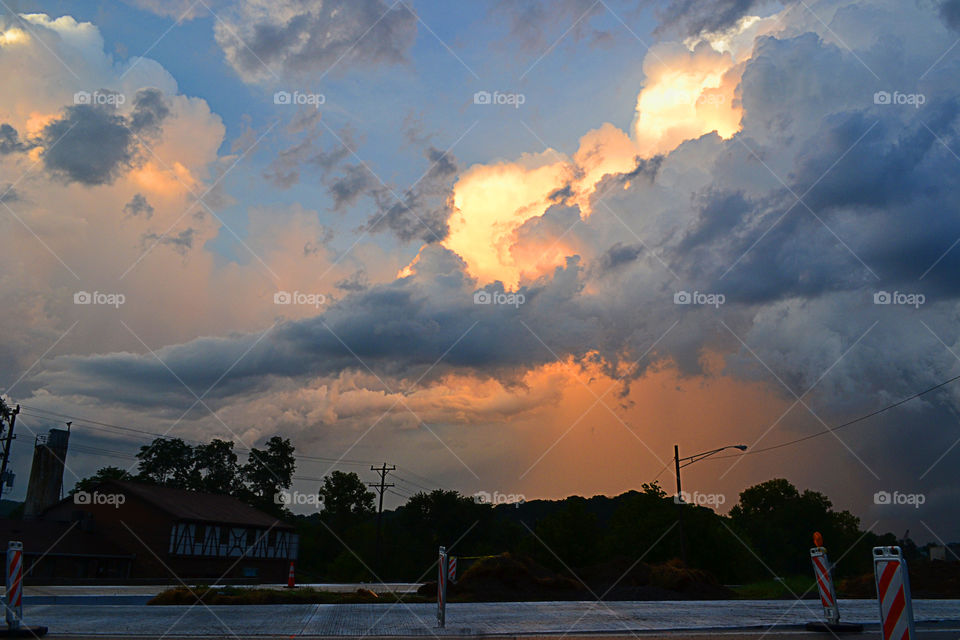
[672,443,747,567]
[674,444,686,565]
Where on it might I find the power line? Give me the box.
[708,371,960,460]
[392,473,433,492]
[394,466,446,489]
[18,405,380,466]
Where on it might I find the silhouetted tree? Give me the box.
[71,466,133,494]
[135,438,194,487]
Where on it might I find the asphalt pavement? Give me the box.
[13,598,960,637]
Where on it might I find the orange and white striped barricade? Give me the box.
[4,542,21,630]
[873,546,916,640]
[811,545,839,624]
[2,541,47,637]
[805,533,861,632]
[437,546,448,628]
[447,556,457,584]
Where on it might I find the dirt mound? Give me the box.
[580,557,733,600]
[418,553,733,601]
[419,553,584,601]
[839,560,960,598]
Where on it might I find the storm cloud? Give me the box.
[213,0,418,82]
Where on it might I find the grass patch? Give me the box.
[149,585,431,606]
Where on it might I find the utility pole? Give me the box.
[0,401,18,502]
[674,444,686,566]
[672,443,747,568]
[369,463,395,576]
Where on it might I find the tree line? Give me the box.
[72,436,905,583]
[73,436,295,516]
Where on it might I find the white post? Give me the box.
[437,546,447,628]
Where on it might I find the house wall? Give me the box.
[44,488,297,583]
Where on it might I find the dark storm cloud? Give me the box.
[597,242,646,272]
[129,88,170,135]
[940,0,960,30]
[32,245,560,407]
[214,0,417,81]
[335,270,370,292]
[140,228,195,255]
[41,104,135,185]
[123,193,154,218]
[329,165,377,210]
[264,122,357,189]
[493,0,611,52]
[652,0,772,37]
[0,124,32,154]
[365,146,458,243]
[11,88,172,186]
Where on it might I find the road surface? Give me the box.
[16,599,960,636]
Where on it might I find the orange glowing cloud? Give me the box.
[632,41,744,157]
[442,150,572,288]
[422,24,759,290]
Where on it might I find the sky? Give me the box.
[1,0,959,549]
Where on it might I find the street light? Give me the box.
[672,443,747,565]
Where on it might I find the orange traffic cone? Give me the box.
[287,561,295,588]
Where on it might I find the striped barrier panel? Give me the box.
[873,546,915,640]
[448,556,457,583]
[5,541,22,630]
[810,546,839,624]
